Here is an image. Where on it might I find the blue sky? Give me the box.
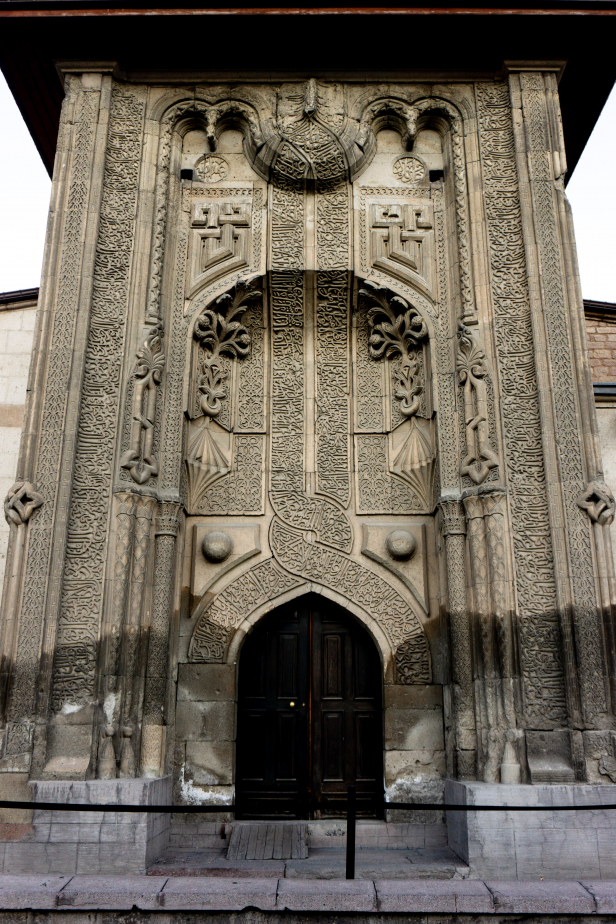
[1,74,615,302]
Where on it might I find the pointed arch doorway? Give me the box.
[236,594,384,819]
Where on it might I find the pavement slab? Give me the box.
[277,878,377,911]
[375,878,494,912]
[580,880,616,913]
[0,874,71,910]
[57,874,166,910]
[485,879,596,914]
[161,875,277,910]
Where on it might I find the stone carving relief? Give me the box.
[2,84,104,753]
[189,558,305,661]
[355,282,436,514]
[456,323,499,485]
[476,81,567,727]
[369,201,434,291]
[185,276,262,514]
[577,481,616,526]
[188,197,252,292]
[120,322,166,485]
[519,73,607,723]
[4,482,44,526]
[195,154,228,183]
[181,84,432,684]
[51,88,145,714]
[393,155,428,183]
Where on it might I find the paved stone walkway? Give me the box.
[147,846,469,879]
[0,873,615,914]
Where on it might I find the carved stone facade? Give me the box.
[0,69,614,840]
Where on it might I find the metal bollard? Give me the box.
[346,784,356,879]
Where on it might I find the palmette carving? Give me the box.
[121,323,165,484]
[357,282,435,513]
[185,278,261,513]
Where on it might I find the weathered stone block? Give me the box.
[175,700,235,742]
[375,879,493,913]
[0,874,70,909]
[384,685,443,710]
[384,708,444,751]
[177,663,236,702]
[486,880,595,914]
[58,875,163,910]
[184,741,234,786]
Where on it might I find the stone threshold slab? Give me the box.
[0,874,612,913]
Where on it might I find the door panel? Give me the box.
[236,594,383,819]
[236,603,309,818]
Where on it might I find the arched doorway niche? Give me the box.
[235,592,385,819]
[227,580,393,682]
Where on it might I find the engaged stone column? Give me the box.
[140,499,181,778]
[439,496,476,780]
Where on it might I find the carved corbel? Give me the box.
[203,102,265,154]
[457,323,498,486]
[121,323,166,485]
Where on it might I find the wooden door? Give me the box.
[311,600,383,817]
[236,603,309,818]
[236,595,383,819]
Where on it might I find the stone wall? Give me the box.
[0,291,38,602]
[584,301,616,381]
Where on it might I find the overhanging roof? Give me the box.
[1,2,615,181]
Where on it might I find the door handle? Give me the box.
[289,701,296,707]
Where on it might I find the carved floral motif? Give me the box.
[185,278,261,513]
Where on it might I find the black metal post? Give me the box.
[346,784,356,879]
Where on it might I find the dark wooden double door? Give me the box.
[236,595,383,819]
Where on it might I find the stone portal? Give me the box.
[1,69,615,877]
